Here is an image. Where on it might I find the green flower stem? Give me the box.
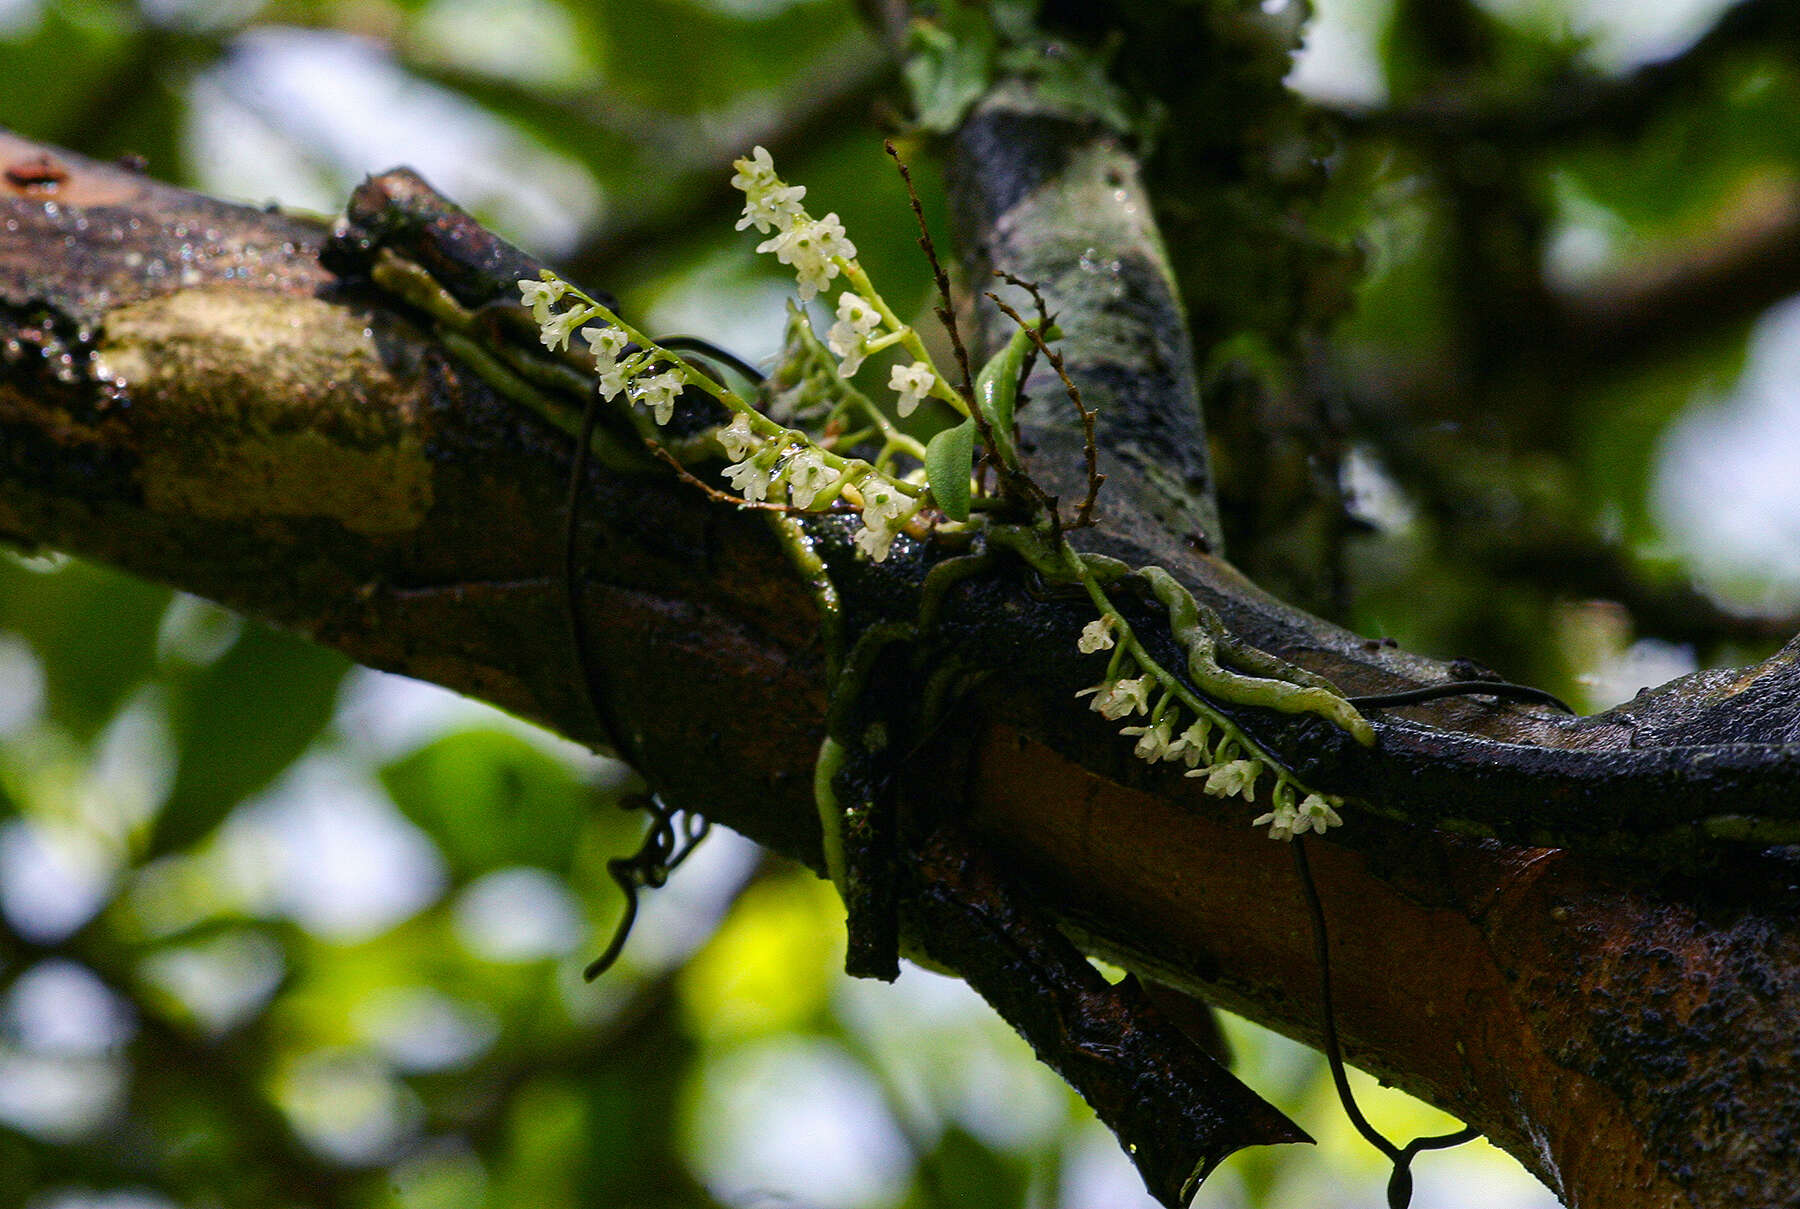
[546,281,928,507]
[814,736,851,895]
[435,331,654,473]
[560,284,741,416]
[373,253,603,399]
[862,330,911,356]
[854,468,925,503]
[828,425,880,449]
[982,523,1364,803]
[840,260,970,417]
[876,439,930,474]
[366,255,662,471]
[834,394,929,466]
[1102,641,1129,684]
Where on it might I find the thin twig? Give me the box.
[991,270,1047,431]
[986,269,1055,505]
[885,141,977,404]
[889,140,1057,528]
[994,268,1052,333]
[986,292,1106,527]
[885,143,1063,526]
[644,440,823,514]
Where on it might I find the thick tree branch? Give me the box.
[1318,0,1800,500]
[1331,0,1796,149]
[6,123,1800,1209]
[1552,179,1800,367]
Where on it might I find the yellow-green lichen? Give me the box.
[99,288,433,537]
[142,430,431,537]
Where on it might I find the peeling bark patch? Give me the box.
[100,287,433,535]
[4,153,67,192]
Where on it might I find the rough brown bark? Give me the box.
[5,125,1799,1209]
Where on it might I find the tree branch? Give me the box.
[6,121,1800,1209]
[1330,0,1798,149]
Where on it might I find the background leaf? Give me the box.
[380,728,593,881]
[151,622,348,855]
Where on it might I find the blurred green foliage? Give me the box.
[6,0,1800,1206]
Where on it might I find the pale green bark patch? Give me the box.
[100,288,433,536]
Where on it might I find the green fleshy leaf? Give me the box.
[925,417,977,522]
[974,319,1058,471]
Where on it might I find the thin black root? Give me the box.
[1348,679,1575,714]
[584,793,711,981]
[655,334,766,386]
[1291,836,1479,1209]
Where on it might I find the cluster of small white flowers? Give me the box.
[826,292,882,376]
[1075,614,1345,840]
[732,146,856,303]
[761,216,856,303]
[539,306,586,353]
[519,277,565,325]
[731,146,807,234]
[1076,675,1153,720]
[584,326,632,400]
[520,275,697,433]
[1252,793,1342,841]
[711,417,917,561]
[785,449,834,509]
[854,476,916,563]
[1201,758,1261,800]
[632,370,685,427]
[732,148,949,426]
[523,147,952,579]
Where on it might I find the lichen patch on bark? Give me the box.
[98,286,433,535]
[141,430,431,536]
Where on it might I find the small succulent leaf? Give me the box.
[925,417,977,522]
